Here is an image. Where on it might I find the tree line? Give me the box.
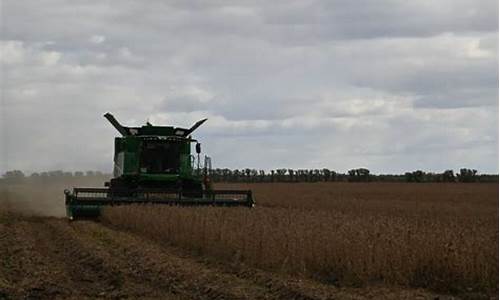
[0,170,109,184]
[1,168,497,184]
[206,168,497,183]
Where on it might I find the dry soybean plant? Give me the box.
[102,182,498,295]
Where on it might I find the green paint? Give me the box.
[67,205,101,220]
[65,114,253,220]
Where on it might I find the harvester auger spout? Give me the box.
[64,113,254,220]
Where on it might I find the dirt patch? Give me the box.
[0,177,107,217]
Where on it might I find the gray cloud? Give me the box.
[1,0,498,174]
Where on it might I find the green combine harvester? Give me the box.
[64,113,254,219]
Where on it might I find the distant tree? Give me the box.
[457,168,478,182]
[215,168,223,182]
[275,169,286,182]
[348,168,371,182]
[330,170,338,182]
[244,168,251,181]
[307,170,313,182]
[313,169,320,182]
[221,169,229,182]
[249,169,257,182]
[321,169,331,181]
[477,174,499,183]
[233,169,239,181]
[48,170,64,177]
[336,173,348,182]
[423,172,438,182]
[414,170,424,182]
[404,172,412,182]
[296,170,303,182]
[258,170,265,182]
[2,170,25,182]
[405,170,425,182]
[442,170,455,182]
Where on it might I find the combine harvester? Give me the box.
[64,113,254,219]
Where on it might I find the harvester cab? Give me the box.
[64,113,254,220]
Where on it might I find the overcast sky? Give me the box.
[1,0,498,174]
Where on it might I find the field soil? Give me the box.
[0,213,456,300]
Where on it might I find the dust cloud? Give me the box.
[0,176,109,217]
